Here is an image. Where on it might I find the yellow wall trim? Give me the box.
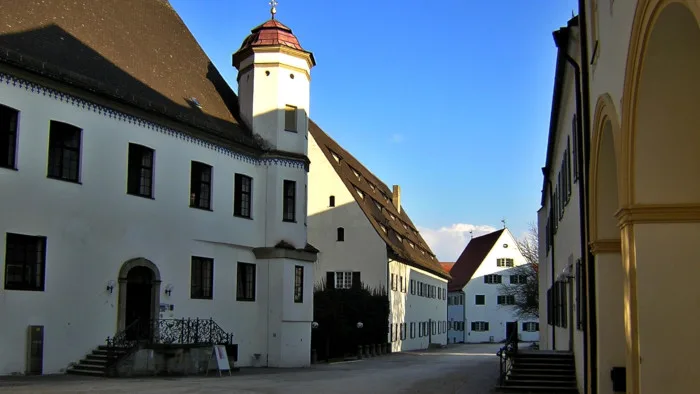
[589,239,621,254]
[615,203,700,227]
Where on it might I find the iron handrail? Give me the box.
[496,329,519,385]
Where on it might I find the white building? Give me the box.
[0,0,319,375]
[307,123,450,352]
[446,229,539,344]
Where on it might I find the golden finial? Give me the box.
[269,0,278,19]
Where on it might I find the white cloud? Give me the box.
[390,133,404,143]
[417,223,498,262]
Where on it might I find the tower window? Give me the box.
[329,195,335,207]
[285,105,297,132]
[337,227,345,242]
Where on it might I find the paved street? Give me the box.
[0,344,502,394]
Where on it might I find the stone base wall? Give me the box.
[114,346,234,377]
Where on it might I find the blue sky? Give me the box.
[169,0,579,260]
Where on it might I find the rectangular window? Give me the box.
[237,262,256,301]
[294,265,304,303]
[334,271,353,289]
[190,161,212,210]
[4,233,46,291]
[484,274,502,284]
[400,323,406,340]
[573,115,579,182]
[410,322,415,338]
[510,275,528,284]
[496,258,514,267]
[234,173,253,218]
[475,294,485,305]
[0,104,19,169]
[400,275,404,292]
[284,105,297,132]
[523,322,540,332]
[190,256,213,299]
[47,120,81,182]
[127,143,154,198]
[497,295,516,305]
[283,180,296,222]
[410,279,415,294]
[471,321,489,332]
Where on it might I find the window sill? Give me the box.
[127,192,155,200]
[191,296,213,300]
[294,300,303,304]
[236,298,256,302]
[282,219,297,223]
[4,286,45,292]
[0,165,17,171]
[234,214,253,220]
[47,175,82,185]
[190,205,213,212]
[284,129,298,133]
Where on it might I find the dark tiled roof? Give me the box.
[309,120,450,280]
[447,229,504,291]
[440,262,455,272]
[0,0,262,151]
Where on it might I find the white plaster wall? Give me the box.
[0,75,310,374]
[538,27,586,392]
[463,230,539,343]
[389,260,447,352]
[447,291,465,344]
[307,133,388,290]
[237,52,311,155]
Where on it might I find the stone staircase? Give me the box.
[497,350,578,392]
[66,345,128,377]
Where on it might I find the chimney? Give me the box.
[392,185,401,213]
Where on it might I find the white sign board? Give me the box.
[207,345,231,376]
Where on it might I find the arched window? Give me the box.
[329,195,335,207]
[337,227,345,242]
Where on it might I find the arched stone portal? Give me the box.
[619,1,700,392]
[117,258,161,336]
[589,94,626,394]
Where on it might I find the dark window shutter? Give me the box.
[326,272,335,290]
[485,322,490,331]
[234,174,242,216]
[352,272,361,289]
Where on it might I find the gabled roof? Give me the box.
[309,120,450,280]
[440,262,455,272]
[447,229,505,291]
[0,0,262,152]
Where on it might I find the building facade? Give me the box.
[307,123,450,352]
[447,229,539,345]
[0,0,318,375]
[539,1,700,393]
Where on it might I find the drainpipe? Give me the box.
[575,1,597,392]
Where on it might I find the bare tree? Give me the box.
[499,223,539,319]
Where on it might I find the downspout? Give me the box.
[576,1,597,392]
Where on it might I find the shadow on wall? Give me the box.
[0,24,260,147]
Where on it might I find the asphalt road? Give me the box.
[0,343,503,394]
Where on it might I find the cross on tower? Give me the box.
[269,0,278,19]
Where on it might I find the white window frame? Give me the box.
[334,271,353,289]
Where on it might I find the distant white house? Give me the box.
[446,229,539,344]
[307,123,451,352]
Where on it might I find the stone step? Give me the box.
[66,367,105,377]
[497,384,579,392]
[510,368,574,375]
[504,379,577,387]
[508,373,576,381]
[514,363,575,370]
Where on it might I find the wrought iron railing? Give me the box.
[496,329,519,385]
[105,318,143,369]
[149,318,234,345]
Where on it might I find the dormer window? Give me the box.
[368,183,375,191]
[355,188,364,199]
[396,234,403,243]
[331,151,340,163]
[373,200,382,211]
[380,224,387,233]
[389,213,395,221]
[409,242,415,249]
[285,105,297,132]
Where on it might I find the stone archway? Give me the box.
[588,94,626,394]
[117,258,161,333]
[619,1,700,392]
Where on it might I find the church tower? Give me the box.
[233,3,315,156]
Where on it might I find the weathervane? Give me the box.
[269,0,278,19]
[501,218,507,229]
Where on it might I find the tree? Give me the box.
[499,223,539,319]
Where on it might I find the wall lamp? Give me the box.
[106,280,116,294]
[164,284,174,297]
